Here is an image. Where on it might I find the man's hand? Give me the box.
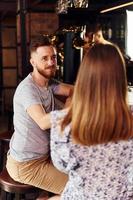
[64,96,72,108]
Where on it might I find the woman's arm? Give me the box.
[50,110,70,174]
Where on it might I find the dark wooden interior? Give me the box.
[0,0,133,114]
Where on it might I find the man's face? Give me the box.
[93,30,103,44]
[31,45,57,79]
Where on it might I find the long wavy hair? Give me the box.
[62,44,133,145]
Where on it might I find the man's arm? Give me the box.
[55,83,74,97]
[26,84,73,130]
[54,83,74,108]
[27,104,51,130]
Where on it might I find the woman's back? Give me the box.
[51,110,133,200]
[67,139,133,199]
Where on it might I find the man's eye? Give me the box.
[42,57,47,61]
[52,55,57,60]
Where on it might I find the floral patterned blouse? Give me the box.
[50,110,133,200]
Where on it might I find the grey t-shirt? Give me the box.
[9,74,59,161]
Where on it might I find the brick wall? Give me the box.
[29,13,59,36]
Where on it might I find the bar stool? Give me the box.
[0,130,40,199]
[0,169,40,199]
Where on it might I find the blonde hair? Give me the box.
[62,44,133,145]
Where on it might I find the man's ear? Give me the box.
[30,57,36,68]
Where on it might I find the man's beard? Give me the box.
[37,66,56,79]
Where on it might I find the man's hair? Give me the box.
[30,35,52,54]
[93,23,102,33]
[86,23,102,35]
[85,23,102,39]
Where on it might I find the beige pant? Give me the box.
[6,154,68,194]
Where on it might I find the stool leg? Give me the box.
[7,193,14,200]
[1,190,7,199]
[15,193,25,200]
[1,190,14,200]
[0,141,4,172]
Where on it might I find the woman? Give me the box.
[49,44,133,200]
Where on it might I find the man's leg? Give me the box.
[6,155,68,194]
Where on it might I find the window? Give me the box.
[126,10,133,60]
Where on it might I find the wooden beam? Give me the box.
[0,2,16,12]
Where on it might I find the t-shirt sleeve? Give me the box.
[15,84,42,111]
[50,110,71,174]
[49,79,60,94]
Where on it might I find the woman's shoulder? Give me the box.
[51,109,68,121]
[50,109,71,140]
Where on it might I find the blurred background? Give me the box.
[0,0,133,131]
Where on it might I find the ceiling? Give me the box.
[0,0,133,19]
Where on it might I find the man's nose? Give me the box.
[48,58,54,66]
[92,34,95,43]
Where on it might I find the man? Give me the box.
[82,23,111,57]
[6,35,73,197]
[92,24,111,45]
